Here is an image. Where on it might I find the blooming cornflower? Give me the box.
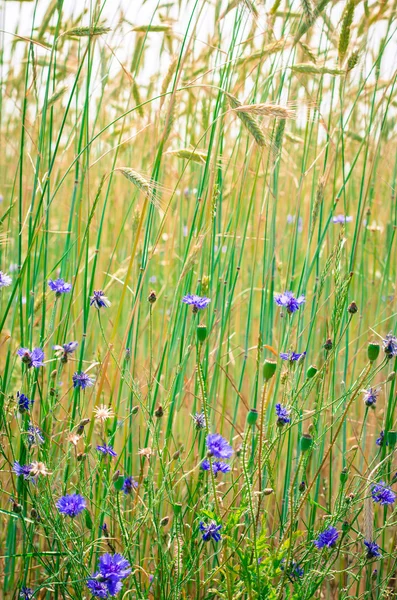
[56,493,86,517]
[19,588,34,600]
[199,520,222,542]
[122,476,138,494]
[192,412,206,430]
[362,387,380,407]
[73,371,94,389]
[48,278,72,296]
[275,403,290,426]
[17,392,34,413]
[206,433,233,459]
[371,481,396,505]
[274,291,305,314]
[182,294,211,313]
[27,424,44,447]
[98,553,132,581]
[383,333,397,359]
[313,526,339,549]
[17,347,44,369]
[201,459,231,474]
[0,271,12,288]
[53,341,78,362]
[97,444,117,457]
[90,290,111,309]
[13,461,32,480]
[332,215,353,224]
[280,351,306,362]
[364,540,382,559]
[86,577,109,599]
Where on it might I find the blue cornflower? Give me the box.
[192,412,206,430]
[275,403,290,426]
[13,461,32,479]
[122,476,138,494]
[90,290,111,309]
[383,333,397,359]
[332,215,353,224]
[363,387,380,407]
[201,459,231,474]
[99,553,132,581]
[86,576,109,599]
[56,493,86,517]
[27,424,44,447]
[73,371,94,389]
[280,559,304,580]
[0,271,12,288]
[53,341,78,362]
[182,294,211,313]
[19,588,34,600]
[17,347,44,369]
[364,540,382,559]
[17,392,34,413]
[48,278,72,295]
[97,444,117,457]
[376,430,386,447]
[274,291,305,314]
[280,351,306,362]
[313,526,339,549]
[206,433,233,459]
[199,520,222,542]
[371,481,396,505]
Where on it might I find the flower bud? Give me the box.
[324,338,333,351]
[160,516,170,527]
[263,359,277,381]
[197,324,207,343]
[247,408,258,427]
[306,365,318,379]
[300,433,313,452]
[148,290,157,304]
[132,405,140,415]
[348,301,358,314]
[299,481,306,493]
[367,342,380,362]
[155,405,164,418]
[340,467,349,484]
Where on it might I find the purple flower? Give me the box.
[363,387,379,407]
[313,526,339,549]
[17,392,34,413]
[274,291,305,314]
[192,412,206,430]
[275,403,290,426]
[90,290,111,309]
[97,444,117,457]
[56,493,86,517]
[122,476,138,494]
[383,333,397,359]
[206,433,233,459]
[19,588,34,600]
[371,481,396,505]
[0,271,12,288]
[333,215,353,224]
[13,461,32,479]
[364,540,382,559]
[201,459,231,474]
[182,294,211,312]
[280,351,306,362]
[53,341,78,362]
[98,553,132,581]
[376,430,386,446]
[48,278,72,295]
[199,520,222,542]
[73,371,94,389]
[17,347,44,368]
[86,577,109,598]
[27,424,44,447]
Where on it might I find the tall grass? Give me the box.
[0,0,397,598]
